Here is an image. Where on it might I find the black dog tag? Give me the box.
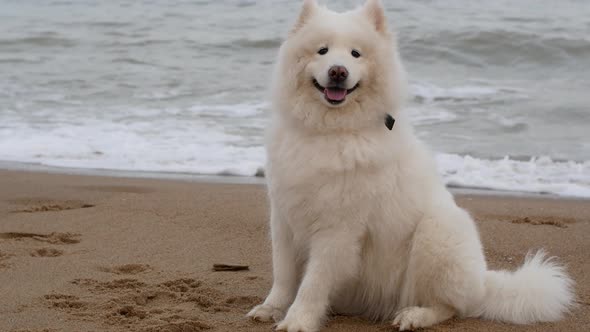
[385,114,395,130]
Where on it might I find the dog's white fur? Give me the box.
[248,1,575,331]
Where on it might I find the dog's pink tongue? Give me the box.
[325,88,347,101]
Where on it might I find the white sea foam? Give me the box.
[411,82,503,102]
[0,122,265,177]
[1,119,589,197]
[0,101,589,198]
[409,107,458,126]
[0,103,267,177]
[436,154,590,197]
[189,102,268,118]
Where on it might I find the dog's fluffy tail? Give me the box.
[478,250,575,324]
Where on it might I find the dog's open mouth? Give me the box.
[313,79,359,105]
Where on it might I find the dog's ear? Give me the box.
[291,0,318,34]
[363,0,388,34]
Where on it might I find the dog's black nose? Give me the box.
[328,65,348,83]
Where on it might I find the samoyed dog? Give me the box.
[248,0,575,331]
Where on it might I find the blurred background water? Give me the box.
[0,0,589,196]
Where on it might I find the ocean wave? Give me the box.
[0,35,77,48]
[401,30,590,65]
[236,37,283,49]
[86,21,133,28]
[207,38,283,50]
[101,39,172,47]
[437,154,590,198]
[0,117,588,198]
[112,57,156,66]
[486,114,528,133]
[189,102,268,118]
[410,82,522,103]
[0,57,45,64]
[56,20,132,28]
[409,108,458,126]
[133,90,190,101]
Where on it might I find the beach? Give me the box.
[0,169,588,332]
[1,1,588,331]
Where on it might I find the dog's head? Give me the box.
[273,0,405,132]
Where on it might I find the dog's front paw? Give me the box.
[247,303,285,323]
[276,307,321,332]
[392,307,427,331]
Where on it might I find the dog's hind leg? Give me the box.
[276,228,363,332]
[392,304,455,331]
[248,209,298,322]
[394,205,487,330]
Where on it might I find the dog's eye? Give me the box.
[351,50,361,58]
[318,47,329,55]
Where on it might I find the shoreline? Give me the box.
[1,160,586,201]
[0,160,266,186]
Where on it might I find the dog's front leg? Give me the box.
[248,209,298,322]
[276,228,362,332]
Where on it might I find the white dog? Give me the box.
[248,1,574,331]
